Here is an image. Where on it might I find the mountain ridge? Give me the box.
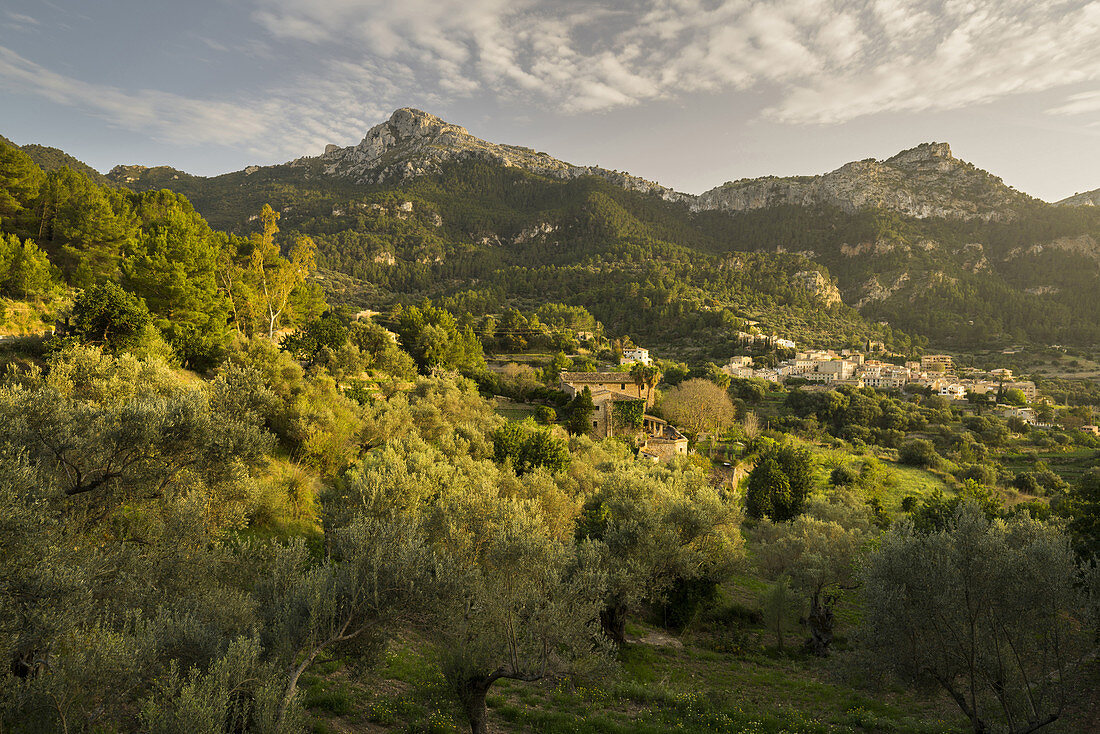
[1058,188,1100,207]
[104,107,1048,222]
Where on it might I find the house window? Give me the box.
[621,383,626,390]
[592,420,598,428]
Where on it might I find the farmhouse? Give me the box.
[620,347,652,365]
[558,372,651,405]
[559,372,685,459]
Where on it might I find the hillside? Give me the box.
[0,133,109,185]
[1058,188,1100,207]
[100,108,1100,354]
[694,142,1033,221]
[20,143,110,185]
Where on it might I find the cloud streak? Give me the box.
[2,0,1098,160]
[0,44,401,157]
[251,0,1100,122]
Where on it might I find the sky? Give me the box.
[1,0,1099,201]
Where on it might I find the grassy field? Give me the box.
[493,397,543,422]
[801,443,951,514]
[0,296,59,336]
[301,617,973,734]
[998,446,1100,486]
[298,564,1099,734]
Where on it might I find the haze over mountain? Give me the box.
[107,107,1066,221]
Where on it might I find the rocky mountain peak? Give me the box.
[1056,187,1100,207]
[313,107,686,201]
[693,141,1029,221]
[387,107,468,140]
[890,141,953,163]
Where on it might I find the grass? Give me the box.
[0,296,61,337]
[883,462,951,511]
[998,446,1099,485]
[298,562,1097,734]
[304,622,971,734]
[802,442,950,514]
[300,578,980,734]
[493,396,542,422]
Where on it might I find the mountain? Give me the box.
[0,133,110,185]
[19,144,110,185]
[694,143,1032,221]
[109,109,1033,222]
[311,107,686,200]
[109,163,201,189]
[1057,188,1100,207]
[98,107,1100,353]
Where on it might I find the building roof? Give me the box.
[560,372,636,383]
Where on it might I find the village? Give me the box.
[551,332,1100,458]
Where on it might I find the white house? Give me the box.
[620,347,652,366]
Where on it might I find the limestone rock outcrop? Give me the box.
[792,270,842,306]
[314,108,689,202]
[692,143,1031,221]
[1056,188,1100,207]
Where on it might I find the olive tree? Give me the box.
[427,497,611,734]
[254,510,426,727]
[753,492,875,655]
[860,503,1095,734]
[745,443,816,522]
[575,461,745,644]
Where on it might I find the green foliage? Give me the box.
[861,503,1094,734]
[346,319,418,379]
[40,167,135,286]
[63,281,154,353]
[121,189,230,359]
[760,577,797,651]
[910,481,1003,533]
[745,443,816,522]
[491,421,570,475]
[753,491,877,654]
[898,437,938,468]
[575,460,745,643]
[1067,467,1100,559]
[0,140,45,233]
[140,637,300,734]
[565,387,595,436]
[391,303,485,374]
[0,233,53,299]
[611,398,644,430]
[282,311,348,366]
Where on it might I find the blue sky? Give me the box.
[1,0,1099,201]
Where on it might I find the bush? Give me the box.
[898,437,938,468]
[745,443,815,521]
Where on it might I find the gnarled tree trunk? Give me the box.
[805,590,835,657]
[600,603,627,646]
[457,674,494,734]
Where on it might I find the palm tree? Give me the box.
[631,363,662,406]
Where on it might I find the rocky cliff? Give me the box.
[104,108,1045,224]
[310,108,688,202]
[692,143,1032,221]
[1056,188,1100,207]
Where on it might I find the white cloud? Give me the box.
[0,44,402,157]
[3,0,1099,161]
[251,0,1100,123]
[1048,90,1100,116]
[4,11,39,26]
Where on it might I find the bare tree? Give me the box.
[660,378,737,438]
